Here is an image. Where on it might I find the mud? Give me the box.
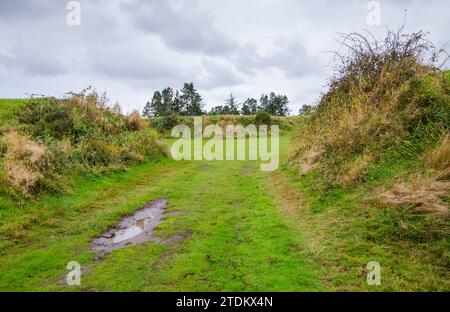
[91,199,180,257]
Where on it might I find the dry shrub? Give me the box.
[422,132,450,173]
[126,111,143,131]
[377,175,449,215]
[1,89,167,196]
[289,28,449,186]
[296,146,324,176]
[3,131,51,195]
[339,152,373,185]
[55,139,72,155]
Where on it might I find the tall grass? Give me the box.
[0,90,167,196]
[289,29,449,244]
[290,29,449,187]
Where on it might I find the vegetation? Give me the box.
[143,83,204,117]
[0,91,166,196]
[143,83,291,117]
[208,93,290,116]
[149,113,295,136]
[288,29,449,286]
[0,29,448,292]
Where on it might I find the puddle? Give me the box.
[91,199,171,257]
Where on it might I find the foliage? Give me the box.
[241,98,259,115]
[289,29,449,243]
[144,83,204,117]
[1,90,166,196]
[260,93,290,116]
[255,110,272,126]
[298,104,315,115]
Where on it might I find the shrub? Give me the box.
[289,29,449,187]
[0,90,167,196]
[255,110,271,127]
[3,131,58,195]
[149,114,180,133]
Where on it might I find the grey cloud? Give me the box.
[0,0,62,19]
[86,41,197,84]
[265,39,320,78]
[198,59,244,90]
[232,39,320,79]
[0,43,69,76]
[122,0,238,56]
[0,0,448,114]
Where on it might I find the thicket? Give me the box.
[289,29,449,240]
[0,90,166,196]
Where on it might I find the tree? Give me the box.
[180,82,204,116]
[259,93,290,116]
[298,104,315,115]
[148,90,163,117]
[241,98,258,115]
[224,93,240,115]
[209,105,226,115]
[259,94,269,111]
[172,90,183,115]
[142,101,152,118]
[161,87,174,115]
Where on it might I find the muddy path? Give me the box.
[91,199,184,257]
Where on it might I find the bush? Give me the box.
[289,30,449,187]
[149,114,180,133]
[255,110,271,127]
[1,90,167,196]
[2,131,61,196]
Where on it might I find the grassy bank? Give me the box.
[285,31,449,290]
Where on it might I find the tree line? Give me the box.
[142,82,290,117]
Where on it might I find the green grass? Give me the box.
[268,149,449,291]
[0,136,323,291]
[0,127,447,291]
[0,99,27,126]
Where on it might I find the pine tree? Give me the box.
[180,82,204,116]
[259,93,290,116]
[142,101,152,118]
[150,90,163,117]
[161,87,174,115]
[172,90,183,115]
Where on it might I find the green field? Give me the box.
[0,99,448,291]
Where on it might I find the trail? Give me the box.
[80,154,322,291]
[0,136,323,291]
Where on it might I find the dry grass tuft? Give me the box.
[422,132,450,173]
[377,175,449,215]
[289,29,449,188]
[3,131,51,195]
[296,146,324,176]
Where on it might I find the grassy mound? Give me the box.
[289,30,449,239]
[0,91,167,196]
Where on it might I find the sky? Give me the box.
[0,0,449,114]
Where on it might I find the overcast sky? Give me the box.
[0,0,449,114]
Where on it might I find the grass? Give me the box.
[1,133,447,291]
[0,99,27,126]
[0,97,447,291]
[0,136,324,291]
[269,142,449,291]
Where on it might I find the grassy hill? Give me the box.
[285,31,449,289]
[0,93,167,198]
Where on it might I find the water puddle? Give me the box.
[91,199,175,257]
